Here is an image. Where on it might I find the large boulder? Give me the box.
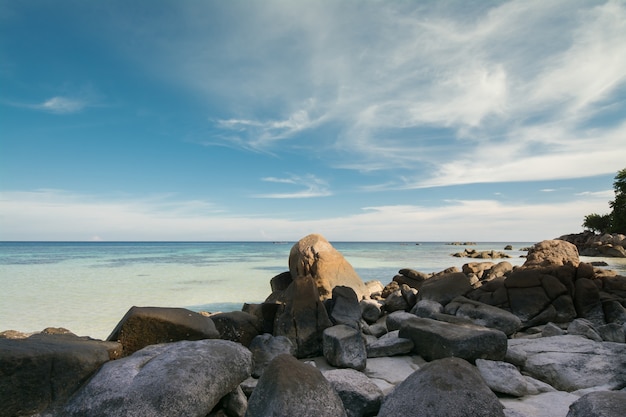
[63,339,252,417]
[475,359,535,397]
[288,234,367,300]
[107,306,219,356]
[417,272,472,305]
[566,391,626,417]
[506,335,626,391]
[248,333,295,378]
[0,332,121,417]
[444,296,522,336]
[245,354,347,417]
[273,275,333,358]
[366,330,414,358]
[523,239,580,268]
[399,316,508,362]
[210,311,262,347]
[377,357,505,417]
[322,368,383,417]
[328,286,362,329]
[323,325,367,371]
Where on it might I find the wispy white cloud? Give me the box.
[0,189,611,241]
[254,174,332,199]
[39,96,86,114]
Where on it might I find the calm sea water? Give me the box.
[1,241,623,340]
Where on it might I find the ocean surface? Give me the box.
[1,241,625,340]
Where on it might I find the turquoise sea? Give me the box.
[1,241,624,340]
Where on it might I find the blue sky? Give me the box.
[1,0,625,241]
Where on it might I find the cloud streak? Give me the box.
[254,174,332,199]
[0,189,612,241]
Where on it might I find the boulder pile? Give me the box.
[1,234,625,417]
[559,231,626,258]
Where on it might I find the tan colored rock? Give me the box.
[523,240,580,268]
[288,234,367,300]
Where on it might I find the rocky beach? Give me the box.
[2,233,626,417]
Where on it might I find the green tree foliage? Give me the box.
[582,168,626,234]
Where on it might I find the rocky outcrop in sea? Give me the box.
[559,231,626,258]
[1,233,625,417]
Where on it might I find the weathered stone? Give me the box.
[245,354,347,417]
[417,272,472,305]
[542,322,566,337]
[323,325,366,371]
[384,289,409,312]
[378,357,505,417]
[523,240,580,268]
[410,299,444,318]
[603,300,626,325]
[400,284,418,309]
[63,339,252,417]
[328,286,362,329]
[359,299,382,324]
[211,311,262,347]
[500,391,579,417]
[270,271,293,292]
[444,296,522,336]
[386,311,416,331]
[0,333,120,417]
[248,333,295,378]
[288,234,367,300]
[567,318,602,342]
[574,278,605,326]
[366,330,414,358]
[463,262,495,278]
[222,385,247,417]
[507,284,551,323]
[273,275,333,358]
[475,359,532,397]
[399,316,508,362]
[566,391,626,417]
[107,306,219,356]
[364,280,384,297]
[483,261,513,281]
[507,335,626,391]
[597,323,625,343]
[363,356,424,388]
[322,368,383,417]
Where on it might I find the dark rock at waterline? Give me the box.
[377,357,505,417]
[0,332,121,417]
[107,306,220,356]
[210,310,262,347]
[245,354,347,417]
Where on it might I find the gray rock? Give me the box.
[211,310,262,347]
[359,299,382,324]
[507,335,626,391]
[399,316,508,362]
[245,354,347,417]
[386,311,416,331]
[366,330,414,358]
[222,385,247,417]
[567,318,602,342]
[384,289,409,312]
[63,339,252,417]
[0,332,121,417]
[475,359,531,397]
[248,333,295,378]
[410,299,444,318]
[542,322,566,337]
[323,325,366,370]
[329,286,362,329]
[378,357,505,417]
[445,296,522,336]
[566,391,626,417]
[603,300,626,324]
[362,355,424,388]
[500,391,579,417]
[417,272,472,305]
[597,323,625,343]
[273,275,333,358]
[107,306,219,356]
[322,368,383,417]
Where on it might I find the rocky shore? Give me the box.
[1,233,626,417]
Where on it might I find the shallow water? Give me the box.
[1,241,622,339]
